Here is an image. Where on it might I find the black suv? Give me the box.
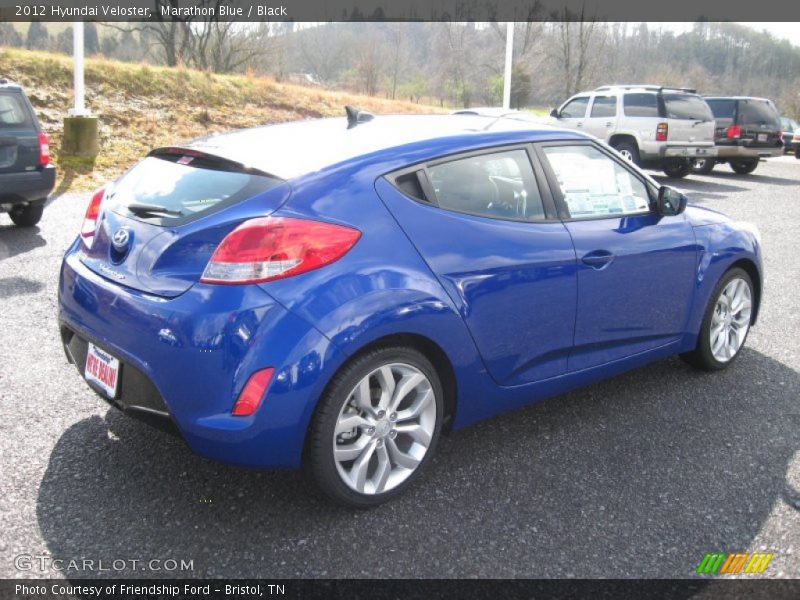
[0,78,55,227]
[692,96,784,175]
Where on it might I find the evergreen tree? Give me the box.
[25,22,49,51]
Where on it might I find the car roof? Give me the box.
[593,85,698,94]
[0,78,23,91]
[182,114,578,180]
[452,107,529,117]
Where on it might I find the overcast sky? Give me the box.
[658,22,798,46]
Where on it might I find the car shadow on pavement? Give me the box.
[0,276,44,299]
[36,349,799,578]
[0,223,46,261]
[704,171,800,187]
[650,176,748,203]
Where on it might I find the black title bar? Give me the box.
[1,0,799,22]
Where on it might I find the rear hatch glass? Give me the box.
[661,94,715,145]
[662,94,714,121]
[107,152,282,226]
[737,99,781,129]
[0,91,35,170]
[0,92,33,128]
[706,99,736,126]
[80,150,288,297]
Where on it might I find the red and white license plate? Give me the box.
[757,133,768,142]
[84,343,120,398]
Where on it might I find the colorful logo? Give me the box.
[696,552,773,575]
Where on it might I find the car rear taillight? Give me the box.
[726,125,742,140]
[656,123,668,142]
[38,132,50,166]
[200,216,361,285]
[232,367,274,416]
[80,187,105,249]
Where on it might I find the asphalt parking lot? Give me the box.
[1,157,798,579]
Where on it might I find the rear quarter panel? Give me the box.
[255,159,497,429]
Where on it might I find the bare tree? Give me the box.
[386,23,407,99]
[553,5,606,97]
[298,25,349,84]
[189,22,279,73]
[354,28,385,96]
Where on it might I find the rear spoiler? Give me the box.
[148,146,282,180]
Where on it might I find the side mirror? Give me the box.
[657,186,688,216]
[549,107,560,119]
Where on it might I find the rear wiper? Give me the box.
[692,118,712,125]
[127,203,183,217]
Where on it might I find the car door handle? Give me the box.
[581,250,615,269]
[576,122,583,127]
[605,122,613,127]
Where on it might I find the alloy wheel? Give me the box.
[332,363,436,495]
[618,149,633,161]
[710,277,752,363]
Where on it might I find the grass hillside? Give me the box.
[0,47,441,193]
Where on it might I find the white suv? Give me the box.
[550,85,717,178]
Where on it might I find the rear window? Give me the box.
[623,93,660,118]
[107,155,283,225]
[706,99,736,124]
[737,100,780,128]
[0,92,33,128]
[662,94,714,121]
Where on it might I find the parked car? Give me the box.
[549,85,717,179]
[780,117,799,153]
[452,107,534,120]
[692,96,784,175]
[0,78,55,227]
[58,110,762,507]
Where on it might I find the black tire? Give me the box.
[8,203,44,227]
[680,267,754,372]
[795,146,800,159]
[691,158,716,175]
[611,140,641,166]
[662,159,692,179]
[729,159,759,175]
[306,345,444,508]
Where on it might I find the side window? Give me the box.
[393,171,428,202]
[623,93,660,118]
[427,149,546,221]
[590,96,617,118]
[542,145,651,219]
[559,97,590,119]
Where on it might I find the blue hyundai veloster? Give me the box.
[58,110,762,506]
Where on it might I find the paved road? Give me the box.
[1,159,799,579]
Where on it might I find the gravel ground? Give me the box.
[0,158,798,579]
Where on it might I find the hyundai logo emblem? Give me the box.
[111,228,131,253]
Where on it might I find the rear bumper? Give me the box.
[0,164,55,204]
[58,241,346,469]
[639,143,716,164]
[712,143,783,159]
[660,145,717,158]
[61,327,180,436]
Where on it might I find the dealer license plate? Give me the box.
[84,343,120,398]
